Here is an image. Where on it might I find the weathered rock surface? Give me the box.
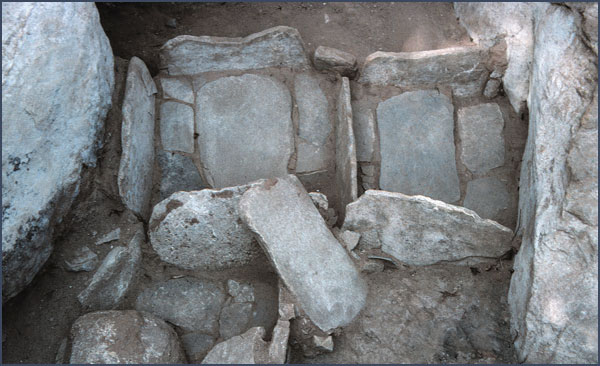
[463,177,511,224]
[509,5,598,363]
[78,227,143,310]
[64,246,98,272]
[156,150,206,200]
[457,103,505,174]
[149,186,261,270]
[181,333,215,363]
[377,90,460,203]
[359,46,488,97]
[239,175,367,332]
[202,327,269,364]
[351,101,378,163]
[160,26,310,75]
[118,57,157,219]
[160,101,195,153]
[136,277,225,333]
[195,74,294,188]
[294,73,332,173]
[70,310,184,364]
[313,46,358,77]
[336,77,358,220]
[160,77,194,103]
[219,302,253,339]
[343,190,513,265]
[1,2,114,302]
[268,320,291,363]
[227,279,255,303]
[484,78,502,99]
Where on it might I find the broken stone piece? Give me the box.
[340,230,360,251]
[181,333,215,363]
[268,320,291,363]
[160,77,193,103]
[239,175,367,332]
[360,260,385,274]
[135,277,225,334]
[95,228,120,245]
[70,310,184,364]
[64,246,98,272]
[343,190,513,266]
[219,302,254,340]
[227,280,255,303]
[483,78,502,99]
[314,45,358,78]
[313,335,334,353]
[308,192,329,219]
[201,327,269,364]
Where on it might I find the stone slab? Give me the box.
[156,150,206,200]
[160,101,195,153]
[343,190,513,265]
[463,177,511,223]
[160,26,310,75]
[457,103,505,174]
[359,46,488,97]
[149,185,262,270]
[351,101,378,162]
[336,77,358,220]
[195,74,293,188]
[118,57,157,219]
[160,77,194,103]
[377,90,460,203]
[239,175,367,332]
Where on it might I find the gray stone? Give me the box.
[1,2,114,302]
[483,78,502,99]
[308,192,329,218]
[313,46,358,77]
[343,190,513,266]
[54,337,68,364]
[136,277,225,334]
[160,26,310,75]
[219,302,254,340]
[160,77,194,103]
[95,228,120,245]
[463,177,511,222]
[268,320,291,363]
[70,310,184,364]
[160,101,195,154]
[351,101,378,162]
[340,230,360,251]
[156,150,206,200]
[377,90,460,203]
[457,103,505,174]
[509,5,598,363]
[239,175,367,332]
[202,327,269,364]
[359,46,488,97]
[149,186,261,271]
[360,260,385,274]
[195,74,293,188]
[336,77,358,220]
[118,57,157,219]
[294,73,333,173]
[78,227,143,310]
[227,280,255,303]
[313,335,334,353]
[181,333,215,363]
[361,165,375,176]
[64,246,98,272]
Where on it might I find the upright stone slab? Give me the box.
[457,103,505,174]
[160,101,195,153]
[343,190,513,265]
[294,73,332,173]
[351,101,378,162]
[359,46,488,97]
[118,57,157,219]
[160,77,194,103]
[195,74,294,188]
[377,90,460,203]
[1,2,114,302]
[336,77,358,220]
[160,26,310,75]
[239,175,367,332]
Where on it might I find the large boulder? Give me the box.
[1,2,114,302]
[508,5,598,363]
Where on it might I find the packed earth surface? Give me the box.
[2,2,597,365]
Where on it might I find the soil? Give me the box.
[2,2,521,364]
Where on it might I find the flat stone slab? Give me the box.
[457,103,505,174]
[70,310,184,364]
[463,177,511,223]
[118,57,157,219]
[195,74,294,188]
[351,101,378,162]
[160,101,195,153]
[135,277,225,333]
[149,185,262,270]
[160,26,310,75]
[359,46,488,97]
[377,90,460,203]
[160,77,194,103]
[336,77,358,220]
[156,150,206,200]
[239,175,367,332]
[343,190,513,266]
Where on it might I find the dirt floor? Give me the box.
[2,2,515,364]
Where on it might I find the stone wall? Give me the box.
[456,2,598,363]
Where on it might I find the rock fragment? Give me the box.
[156,150,206,200]
[70,310,184,364]
[313,335,334,353]
[339,230,360,251]
[313,46,358,77]
[181,333,215,363]
[160,77,193,103]
[227,280,255,303]
[95,228,120,245]
[219,302,253,340]
[64,246,98,272]
[484,78,502,99]
[268,320,291,363]
[239,175,367,332]
[201,327,269,364]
